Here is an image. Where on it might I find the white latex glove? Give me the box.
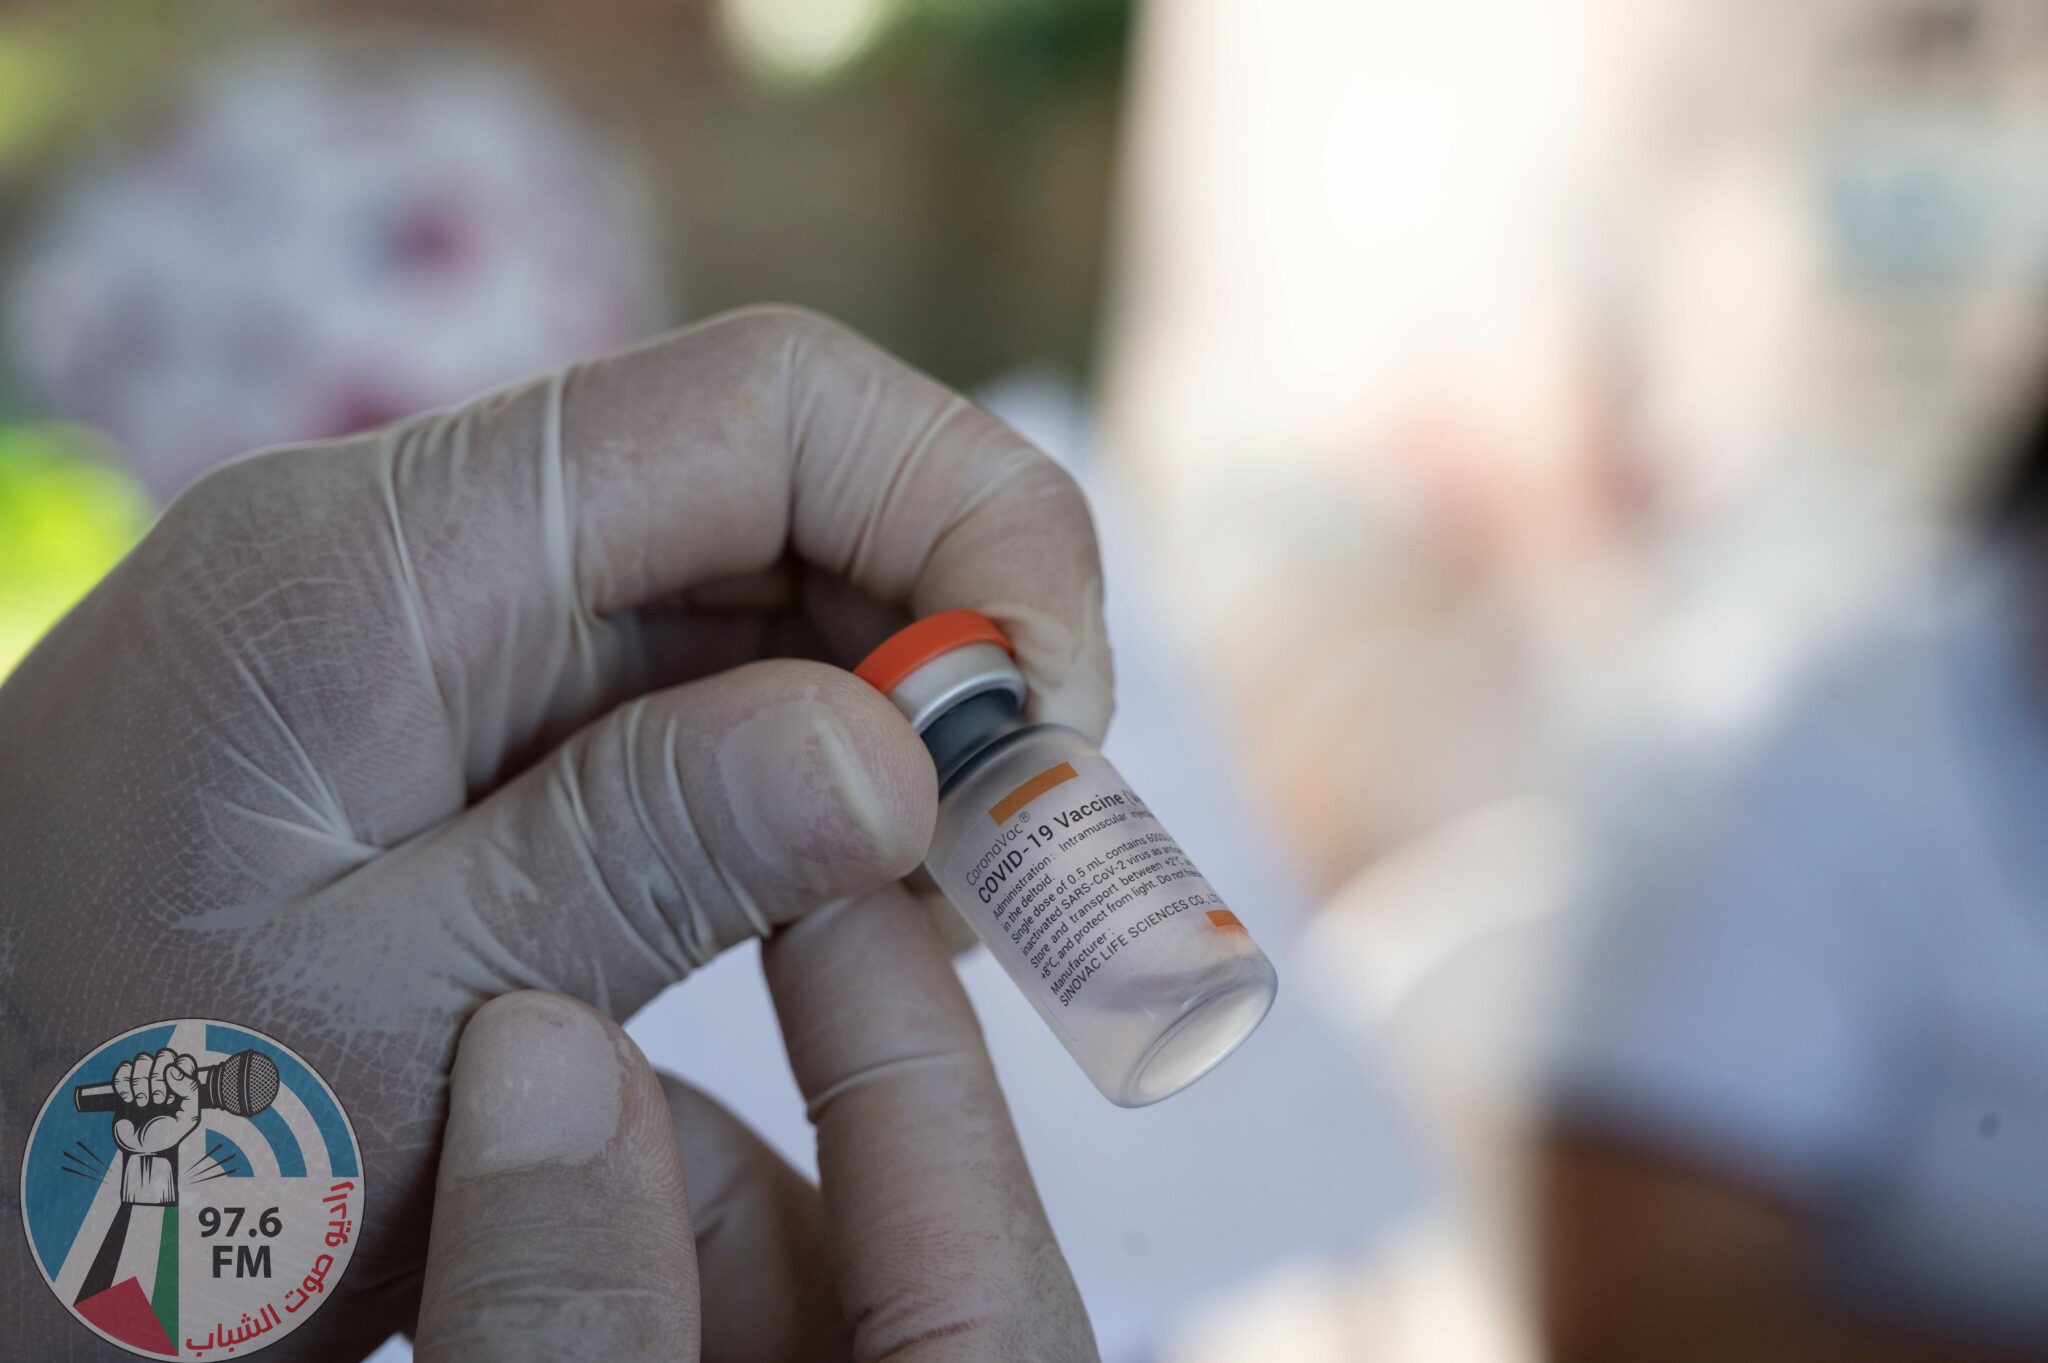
[0,306,1111,1359]
[417,889,1094,1363]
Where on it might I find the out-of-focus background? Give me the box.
[7,1,2048,1359]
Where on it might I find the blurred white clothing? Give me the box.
[1551,543,2048,1347]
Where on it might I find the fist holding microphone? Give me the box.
[72,1047,279,1205]
[73,1046,281,1119]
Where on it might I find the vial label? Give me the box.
[937,753,1244,1034]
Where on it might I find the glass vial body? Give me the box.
[929,715,1276,1104]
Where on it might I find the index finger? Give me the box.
[763,886,1099,1363]
[391,305,1112,745]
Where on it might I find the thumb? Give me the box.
[393,657,936,1014]
[415,992,698,1363]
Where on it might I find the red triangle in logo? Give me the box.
[75,1276,176,1355]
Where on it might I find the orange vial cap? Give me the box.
[854,609,1013,695]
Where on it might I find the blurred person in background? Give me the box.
[1538,8,2048,1358]
[1115,1,2048,1360]
[1538,399,2048,1362]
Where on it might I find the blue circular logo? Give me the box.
[20,1020,364,1357]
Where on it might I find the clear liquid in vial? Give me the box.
[930,722,1277,1106]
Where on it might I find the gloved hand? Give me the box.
[0,305,1111,1358]
[416,889,1094,1363]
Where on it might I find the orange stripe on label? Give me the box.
[989,762,1079,823]
[1206,909,1246,932]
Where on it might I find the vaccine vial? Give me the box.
[856,610,1278,1106]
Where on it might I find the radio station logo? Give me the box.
[20,1020,364,1357]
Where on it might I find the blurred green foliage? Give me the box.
[0,425,151,676]
[884,0,1132,96]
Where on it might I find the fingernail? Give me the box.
[440,992,624,1182]
[715,683,931,879]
